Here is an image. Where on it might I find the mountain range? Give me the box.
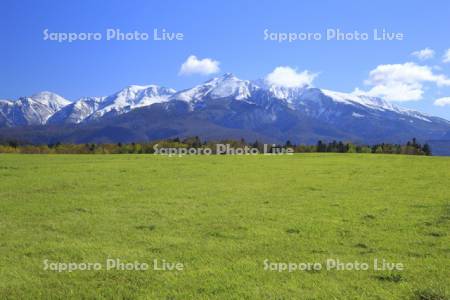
[2,73,450,151]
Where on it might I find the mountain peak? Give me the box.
[204,73,239,84]
[85,83,176,121]
[32,90,61,97]
[125,84,152,91]
[173,73,256,102]
[221,73,237,79]
[29,91,71,109]
[119,84,176,95]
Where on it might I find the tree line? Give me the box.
[0,137,431,155]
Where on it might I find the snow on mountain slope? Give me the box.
[0,99,13,105]
[87,85,176,120]
[30,91,71,111]
[319,89,437,123]
[277,87,438,124]
[266,85,306,101]
[20,92,70,125]
[48,96,105,124]
[1,74,449,138]
[0,85,177,126]
[0,99,14,127]
[0,92,70,126]
[172,73,258,102]
[321,89,397,111]
[0,100,14,115]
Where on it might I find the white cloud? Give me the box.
[364,82,425,101]
[443,49,450,63]
[265,66,317,88]
[411,48,435,60]
[179,55,220,75]
[357,62,450,102]
[434,97,450,106]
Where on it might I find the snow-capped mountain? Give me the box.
[48,96,105,125]
[87,85,176,121]
[1,85,176,126]
[171,73,258,107]
[283,87,436,123]
[1,74,450,146]
[0,92,70,127]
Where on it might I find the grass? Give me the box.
[0,153,449,299]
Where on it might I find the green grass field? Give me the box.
[0,154,449,299]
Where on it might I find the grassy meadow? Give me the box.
[0,154,449,299]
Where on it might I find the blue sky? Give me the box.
[1,0,450,119]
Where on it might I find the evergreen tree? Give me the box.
[316,140,325,152]
[8,140,18,148]
[422,143,432,156]
[193,136,202,148]
[285,140,292,148]
[338,141,345,153]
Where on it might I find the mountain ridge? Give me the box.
[1,74,450,146]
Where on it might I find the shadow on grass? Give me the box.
[374,273,403,283]
[285,228,300,234]
[135,224,156,231]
